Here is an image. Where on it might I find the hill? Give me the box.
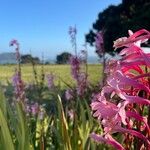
[0,52,16,64]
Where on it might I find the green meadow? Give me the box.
[0,64,102,87]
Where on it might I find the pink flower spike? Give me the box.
[91,29,150,149]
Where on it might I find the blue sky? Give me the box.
[0,0,121,60]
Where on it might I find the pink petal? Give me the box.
[126,111,150,134]
[90,133,125,150]
[115,71,150,93]
[125,95,150,105]
[129,29,150,40]
[115,127,150,146]
[118,102,127,125]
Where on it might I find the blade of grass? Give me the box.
[0,108,15,150]
[57,95,72,150]
[16,102,31,150]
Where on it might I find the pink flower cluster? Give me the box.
[26,102,45,119]
[12,70,26,102]
[91,29,150,149]
[26,102,39,116]
[66,54,88,99]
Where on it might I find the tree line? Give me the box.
[20,52,72,64]
[85,0,150,55]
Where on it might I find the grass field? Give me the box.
[0,64,102,87]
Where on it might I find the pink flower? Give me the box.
[65,89,73,100]
[113,29,150,49]
[91,96,118,121]
[31,103,39,116]
[91,95,127,133]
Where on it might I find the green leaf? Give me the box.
[57,95,72,150]
[0,108,15,150]
[15,102,31,150]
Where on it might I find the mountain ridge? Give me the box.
[0,52,17,64]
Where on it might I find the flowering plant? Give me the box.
[91,29,150,149]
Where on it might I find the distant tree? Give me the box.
[21,54,40,64]
[56,52,72,64]
[85,0,150,56]
[45,61,50,65]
